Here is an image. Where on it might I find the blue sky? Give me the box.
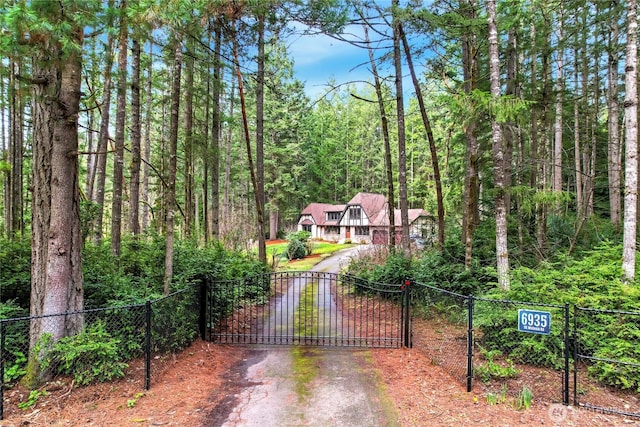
[285,14,423,102]
[286,20,395,100]
[287,30,371,99]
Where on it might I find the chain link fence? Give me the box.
[411,282,470,388]
[473,298,568,405]
[574,307,640,416]
[0,284,201,419]
[2,276,639,420]
[410,280,639,418]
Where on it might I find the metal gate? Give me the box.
[202,271,411,348]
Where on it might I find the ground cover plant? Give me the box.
[0,234,269,391]
[346,239,640,396]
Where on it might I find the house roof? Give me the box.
[346,192,389,222]
[299,203,346,226]
[300,193,431,228]
[371,207,429,227]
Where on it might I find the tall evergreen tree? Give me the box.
[622,0,638,282]
[487,0,510,290]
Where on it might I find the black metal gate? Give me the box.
[201,272,411,348]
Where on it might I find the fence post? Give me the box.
[145,300,152,390]
[1,320,5,420]
[402,278,411,348]
[466,294,474,393]
[563,302,570,405]
[572,305,578,406]
[199,276,207,340]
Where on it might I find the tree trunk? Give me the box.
[461,0,480,268]
[553,12,564,194]
[487,0,510,290]
[256,14,267,263]
[141,40,153,232]
[224,80,234,223]
[111,0,128,255]
[574,46,583,217]
[29,7,84,383]
[233,21,263,260]
[183,38,195,239]
[399,24,445,251]
[129,38,142,236]
[362,23,395,247]
[11,61,24,238]
[93,0,115,244]
[536,13,552,261]
[529,23,538,190]
[1,69,7,236]
[164,40,182,295]
[392,0,410,251]
[608,5,621,228]
[585,12,598,218]
[211,22,222,241]
[622,0,638,282]
[85,101,96,203]
[269,210,278,240]
[203,37,211,243]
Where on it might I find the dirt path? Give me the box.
[211,246,400,426]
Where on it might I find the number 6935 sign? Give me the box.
[517,309,551,335]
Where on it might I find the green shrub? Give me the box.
[413,248,488,296]
[43,321,128,386]
[474,349,521,382]
[288,230,311,242]
[584,316,640,391]
[0,237,31,308]
[151,289,199,353]
[285,231,311,260]
[477,242,640,385]
[286,238,306,260]
[0,301,29,384]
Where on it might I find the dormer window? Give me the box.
[326,211,340,221]
[349,207,361,220]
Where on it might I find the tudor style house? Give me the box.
[297,192,433,245]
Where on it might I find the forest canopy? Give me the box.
[0,0,639,313]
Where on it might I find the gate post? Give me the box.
[198,276,207,340]
[466,294,474,392]
[563,302,570,405]
[1,320,5,420]
[145,300,152,390]
[402,278,412,348]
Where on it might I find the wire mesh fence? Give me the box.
[472,298,568,405]
[411,282,470,387]
[574,307,640,417]
[149,285,200,382]
[409,281,639,418]
[0,284,201,419]
[2,274,639,420]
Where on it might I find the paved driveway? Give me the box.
[216,246,400,426]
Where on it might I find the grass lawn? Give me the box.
[266,240,355,271]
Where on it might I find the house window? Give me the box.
[355,226,369,236]
[349,207,361,220]
[325,226,340,234]
[302,224,312,233]
[326,211,340,221]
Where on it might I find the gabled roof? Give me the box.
[300,193,431,228]
[371,207,429,227]
[346,192,388,222]
[299,203,346,226]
